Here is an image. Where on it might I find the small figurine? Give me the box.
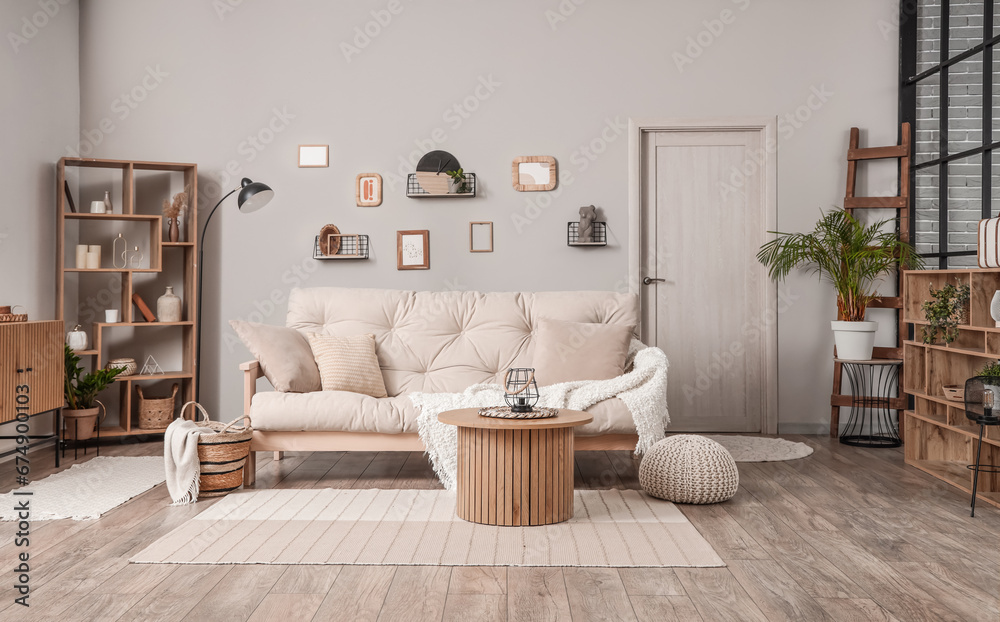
[578,205,597,243]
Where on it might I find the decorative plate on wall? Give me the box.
[512,156,557,191]
[318,223,342,256]
[356,173,382,207]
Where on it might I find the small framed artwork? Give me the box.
[470,221,493,252]
[512,156,557,191]
[356,173,382,207]
[298,145,329,168]
[397,230,430,270]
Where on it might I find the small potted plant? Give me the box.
[445,169,469,194]
[921,282,970,345]
[757,208,923,360]
[64,345,123,440]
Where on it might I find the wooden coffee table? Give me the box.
[438,408,592,526]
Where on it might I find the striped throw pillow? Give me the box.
[307,333,388,398]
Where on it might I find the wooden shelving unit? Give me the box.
[903,268,1000,509]
[56,157,198,438]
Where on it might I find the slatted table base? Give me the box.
[456,426,574,526]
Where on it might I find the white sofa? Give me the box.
[240,287,648,485]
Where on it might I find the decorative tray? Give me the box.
[477,406,558,420]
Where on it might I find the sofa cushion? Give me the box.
[286,288,639,397]
[230,320,320,393]
[531,319,634,386]
[248,390,636,435]
[307,333,388,398]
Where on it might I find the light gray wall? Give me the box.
[76,0,902,433]
[1,0,79,448]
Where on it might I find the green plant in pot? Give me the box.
[756,208,924,361]
[64,345,123,440]
[921,282,970,344]
[445,168,469,194]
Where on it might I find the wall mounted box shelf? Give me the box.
[406,173,477,198]
[313,234,369,260]
[57,157,198,439]
[567,221,607,246]
[903,268,1000,510]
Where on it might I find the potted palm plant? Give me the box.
[756,208,924,360]
[64,345,123,440]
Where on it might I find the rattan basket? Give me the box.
[180,402,253,498]
[106,357,137,377]
[137,384,178,429]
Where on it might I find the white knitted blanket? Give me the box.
[412,340,669,490]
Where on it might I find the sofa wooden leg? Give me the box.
[244,451,256,487]
[274,451,284,461]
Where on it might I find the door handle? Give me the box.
[642,277,666,285]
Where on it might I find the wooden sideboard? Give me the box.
[0,320,63,423]
[902,268,1000,510]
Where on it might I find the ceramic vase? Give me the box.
[103,190,113,214]
[991,291,1000,327]
[168,218,179,243]
[157,286,181,322]
[66,325,88,351]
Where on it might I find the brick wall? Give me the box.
[914,0,1000,267]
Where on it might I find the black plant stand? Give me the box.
[838,359,902,448]
[62,417,100,461]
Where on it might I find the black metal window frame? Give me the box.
[900,0,995,268]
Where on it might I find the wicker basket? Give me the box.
[106,357,137,377]
[180,402,253,498]
[137,384,178,429]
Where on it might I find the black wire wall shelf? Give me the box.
[567,222,607,246]
[313,234,369,260]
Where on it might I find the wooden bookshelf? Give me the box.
[57,157,198,438]
[903,268,1000,509]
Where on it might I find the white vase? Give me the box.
[831,320,878,361]
[66,325,88,351]
[991,291,1000,327]
[157,286,181,322]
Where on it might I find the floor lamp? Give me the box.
[196,177,274,402]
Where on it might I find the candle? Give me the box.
[90,200,105,214]
[75,244,88,269]
[86,250,100,269]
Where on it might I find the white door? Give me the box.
[634,123,776,432]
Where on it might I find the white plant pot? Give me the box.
[831,320,877,361]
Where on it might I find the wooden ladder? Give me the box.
[830,122,912,437]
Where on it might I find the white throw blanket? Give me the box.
[164,419,212,505]
[413,340,669,490]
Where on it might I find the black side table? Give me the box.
[837,359,902,448]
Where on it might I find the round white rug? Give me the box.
[704,435,813,462]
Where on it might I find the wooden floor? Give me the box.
[0,436,997,621]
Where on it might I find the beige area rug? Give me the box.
[0,456,165,521]
[131,488,723,567]
[706,435,814,462]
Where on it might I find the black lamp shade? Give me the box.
[237,177,273,213]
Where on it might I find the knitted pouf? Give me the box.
[639,435,739,504]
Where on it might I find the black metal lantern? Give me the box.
[504,368,539,413]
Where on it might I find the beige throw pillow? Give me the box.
[229,320,321,393]
[532,319,634,386]
[307,333,388,398]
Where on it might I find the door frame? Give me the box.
[627,117,779,434]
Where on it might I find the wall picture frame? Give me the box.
[356,173,382,207]
[512,156,557,191]
[397,230,429,270]
[298,145,329,168]
[470,221,493,252]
